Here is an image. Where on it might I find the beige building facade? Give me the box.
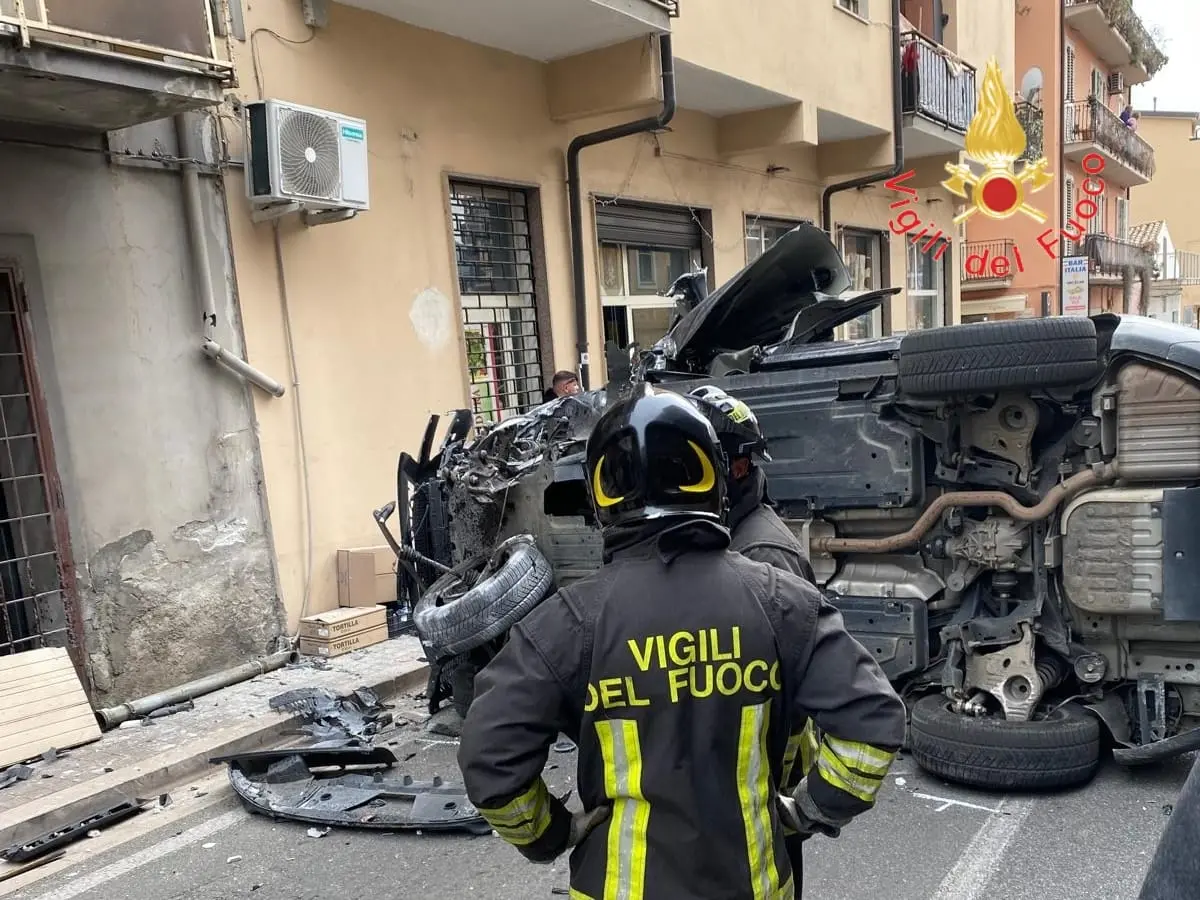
[223,0,1016,627]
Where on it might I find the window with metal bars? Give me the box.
[449,181,545,432]
[0,270,71,658]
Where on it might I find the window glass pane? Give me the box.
[599,244,625,297]
[844,231,878,291]
[630,306,675,349]
[625,247,693,296]
[603,305,630,349]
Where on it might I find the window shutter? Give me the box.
[1064,178,1076,254]
[1065,47,1076,101]
[1116,197,1129,241]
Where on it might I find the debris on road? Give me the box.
[1,799,144,863]
[307,827,330,839]
[227,854,243,863]
[0,765,33,790]
[269,685,393,742]
[141,699,195,723]
[212,746,490,835]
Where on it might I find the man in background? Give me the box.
[542,369,580,402]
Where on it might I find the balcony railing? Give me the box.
[1156,250,1200,284]
[962,240,1015,284]
[901,31,977,132]
[1064,0,1168,78]
[0,0,234,80]
[1083,234,1157,277]
[1014,99,1044,163]
[1065,97,1156,180]
[648,0,682,15]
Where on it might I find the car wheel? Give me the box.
[909,694,1102,791]
[897,317,1100,396]
[413,535,554,657]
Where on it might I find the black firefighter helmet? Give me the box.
[585,384,728,530]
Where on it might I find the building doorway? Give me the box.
[0,267,78,661]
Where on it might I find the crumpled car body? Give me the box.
[398,222,1200,791]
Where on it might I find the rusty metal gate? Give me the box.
[448,180,545,431]
[0,267,80,661]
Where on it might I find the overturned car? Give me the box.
[387,224,1200,792]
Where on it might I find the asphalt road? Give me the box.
[5,728,1192,900]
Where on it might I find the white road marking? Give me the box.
[25,810,243,900]
[929,798,1036,900]
[912,791,1003,814]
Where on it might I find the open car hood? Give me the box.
[653,223,852,363]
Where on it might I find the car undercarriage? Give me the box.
[384,224,1200,791]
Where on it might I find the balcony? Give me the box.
[1014,99,1044,164]
[900,31,977,158]
[961,240,1016,293]
[341,0,674,63]
[1064,98,1155,187]
[0,0,233,133]
[1156,250,1200,285]
[1083,234,1157,281]
[1063,0,1167,86]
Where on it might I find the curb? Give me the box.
[0,661,431,851]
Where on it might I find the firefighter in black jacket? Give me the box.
[689,385,815,584]
[458,385,906,899]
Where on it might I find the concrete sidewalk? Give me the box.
[0,636,429,851]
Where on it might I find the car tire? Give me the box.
[897,317,1100,396]
[909,694,1102,791]
[413,535,554,657]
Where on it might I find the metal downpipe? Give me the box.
[95,650,294,730]
[820,0,905,235]
[566,33,677,390]
[173,114,285,398]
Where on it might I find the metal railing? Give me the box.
[1156,250,1200,284]
[1063,0,1168,78]
[961,240,1015,283]
[1083,234,1157,277]
[1014,99,1044,163]
[1064,97,1156,180]
[901,31,977,132]
[0,0,234,82]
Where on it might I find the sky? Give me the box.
[1131,0,1200,113]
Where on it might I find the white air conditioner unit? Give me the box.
[244,99,369,215]
[1107,72,1125,96]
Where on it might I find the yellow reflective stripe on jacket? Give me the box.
[781,720,821,787]
[596,719,651,900]
[736,701,782,900]
[477,779,553,847]
[816,736,896,804]
[570,891,596,900]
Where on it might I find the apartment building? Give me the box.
[219,0,1015,632]
[960,0,1165,320]
[0,0,1014,704]
[1129,110,1200,325]
[0,3,284,704]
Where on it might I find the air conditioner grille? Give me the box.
[278,109,341,200]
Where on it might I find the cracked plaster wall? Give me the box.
[0,118,284,704]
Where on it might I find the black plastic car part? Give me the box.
[213,746,491,835]
[1,800,143,863]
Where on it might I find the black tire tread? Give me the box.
[898,317,1100,396]
[413,537,553,657]
[909,694,1101,791]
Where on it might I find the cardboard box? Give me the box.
[299,605,387,641]
[337,546,398,608]
[298,623,389,659]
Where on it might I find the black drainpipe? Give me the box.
[567,34,677,390]
[821,0,905,237]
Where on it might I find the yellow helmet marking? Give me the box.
[592,459,625,508]
[679,440,716,494]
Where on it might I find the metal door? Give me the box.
[0,267,81,667]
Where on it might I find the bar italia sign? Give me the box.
[888,58,1113,282]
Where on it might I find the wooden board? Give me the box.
[0,648,100,769]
